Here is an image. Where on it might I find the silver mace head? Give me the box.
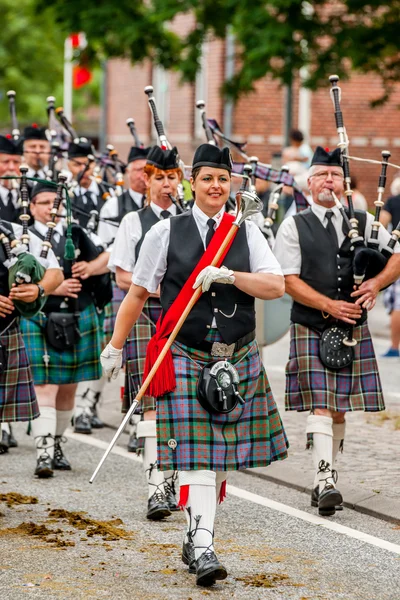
[234,189,263,226]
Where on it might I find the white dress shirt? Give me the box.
[108,202,177,274]
[132,203,283,293]
[98,189,144,247]
[274,202,400,276]
[27,166,48,180]
[0,185,18,207]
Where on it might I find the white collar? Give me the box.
[192,203,225,228]
[0,185,15,201]
[150,201,177,219]
[311,202,341,222]
[34,219,64,238]
[76,179,99,196]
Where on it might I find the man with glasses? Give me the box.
[274,146,400,517]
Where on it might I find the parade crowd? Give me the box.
[1,81,400,588]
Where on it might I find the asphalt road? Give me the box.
[1,423,399,600]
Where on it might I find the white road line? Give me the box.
[66,430,400,556]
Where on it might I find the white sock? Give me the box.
[129,414,141,436]
[56,409,74,437]
[332,421,346,466]
[74,382,91,418]
[138,420,164,499]
[31,406,56,460]
[306,415,334,490]
[1,423,10,434]
[189,485,216,560]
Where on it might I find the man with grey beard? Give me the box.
[274,146,400,518]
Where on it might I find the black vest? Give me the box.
[118,190,142,222]
[161,211,255,345]
[30,225,93,312]
[0,221,18,328]
[0,191,19,224]
[291,208,368,331]
[135,206,160,261]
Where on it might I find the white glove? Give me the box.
[193,265,235,293]
[100,342,123,380]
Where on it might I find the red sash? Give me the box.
[143,212,237,397]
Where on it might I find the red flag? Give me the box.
[73,65,92,89]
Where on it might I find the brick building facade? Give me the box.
[106,28,400,205]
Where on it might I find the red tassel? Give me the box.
[218,480,227,504]
[143,337,176,397]
[178,484,190,509]
[120,386,124,401]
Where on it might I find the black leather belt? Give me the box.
[178,330,256,357]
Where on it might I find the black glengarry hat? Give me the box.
[127,146,151,164]
[23,124,48,141]
[192,143,232,173]
[146,146,179,170]
[30,181,58,200]
[311,146,342,168]
[68,138,93,159]
[0,135,24,156]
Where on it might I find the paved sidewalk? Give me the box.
[98,294,400,523]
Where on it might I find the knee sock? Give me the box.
[138,420,165,499]
[163,470,177,495]
[179,471,216,560]
[306,415,334,490]
[129,414,141,436]
[31,406,57,460]
[332,421,346,466]
[56,409,74,438]
[1,423,10,434]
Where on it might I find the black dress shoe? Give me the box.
[90,412,104,429]
[146,491,171,521]
[0,430,9,454]
[73,413,92,434]
[318,484,343,517]
[182,540,196,574]
[195,551,228,587]
[127,432,138,453]
[53,436,72,470]
[8,426,18,448]
[164,480,179,511]
[311,486,343,511]
[35,455,54,478]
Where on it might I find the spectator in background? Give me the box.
[380,177,400,357]
[349,176,368,211]
[282,129,314,169]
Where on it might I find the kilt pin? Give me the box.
[0,321,38,422]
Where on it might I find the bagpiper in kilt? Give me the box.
[274,146,400,518]
[0,217,63,455]
[19,182,108,478]
[101,143,288,587]
[107,145,182,520]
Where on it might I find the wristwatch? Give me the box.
[36,283,46,298]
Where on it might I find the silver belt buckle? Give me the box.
[210,341,235,358]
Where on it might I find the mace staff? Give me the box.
[89,186,263,484]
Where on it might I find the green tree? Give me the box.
[39,0,400,101]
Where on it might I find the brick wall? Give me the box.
[106,39,400,206]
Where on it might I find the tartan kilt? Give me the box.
[285,322,385,413]
[156,331,289,472]
[103,282,126,346]
[0,320,39,422]
[20,304,102,385]
[122,297,162,414]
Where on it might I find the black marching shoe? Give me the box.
[311,486,343,511]
[89,392,104,429]
[8,426,18,448]
[127,432,138,453]
[0,430,9,454]
[35,455,54,478]
[146,490,171,521]
[182,539,196,574]
[317,461,343,517]
[164,476,179,511]
[53,436,72,470]
[73,412,92,434]
[195,551,228,587]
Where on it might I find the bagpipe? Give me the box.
[328,75,400,346]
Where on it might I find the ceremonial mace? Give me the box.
[89,181,262,484]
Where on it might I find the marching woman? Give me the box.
[20,182,109,478]
[108,145,182,519]
[101,144,288,587]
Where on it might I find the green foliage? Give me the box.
[35,0,400,102]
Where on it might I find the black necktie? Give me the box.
[161,210,171,219]
[205,218,215,248]
[7,190,13,205]
[141,195,146,208]
[325,211,338,247]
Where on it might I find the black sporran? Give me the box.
[197,360,245,415]
[319,326,354,370]
[45,312,81,351]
